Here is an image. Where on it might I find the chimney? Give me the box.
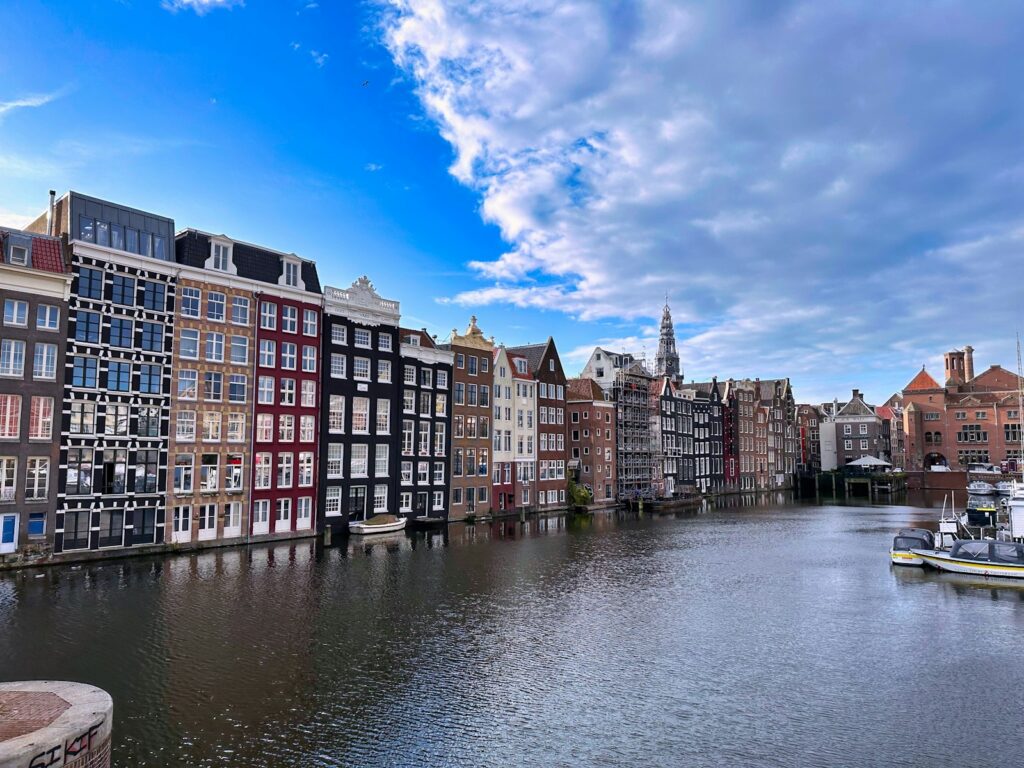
[47,190,56,236]
[964,345,974,381]
[852,388,861,401]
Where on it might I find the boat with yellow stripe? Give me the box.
[912,540,1024,579]
[890,529,935,567]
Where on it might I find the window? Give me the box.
[177,411,197,441]
[255,453,272,489]
[299,414,315,443]
[279,414,295,442]
[181,287,201,318]
[203,371,223,401]
[75,311,100,344]
[227,413,245,442]
[301,380,316,407]
[327,444,344,478]
[402,420,414,454]
[404,365,416,385]
[331,354,347,378]
[259,340,276,367]
[284,261,300,287]
[3,299,27,326]
[844,439,852,450]
[79,268,103,299]
[139,363,162,394]
[297,497,312,526]
[434,423,446,455]
[229,374,247,403]
[332,325,347,345]
[279,378,295,406]
[257,376,273,404]
[67,448,93,495]
[27,512,45,537]
[437,370,448,389]
[205,332,225,362]
[28,397,53,440]
[374,484,388,512]
[108,361,131,392]
[141,322,163,352]
[302,345,317,372]
[354,328,371,348]
[207,292,226,322]
[417,461,429,483]
[180,329,200,360]
[378,360,392,383]
[8,244,28,265]
[860,439,869,450]
[212,242,231,271]
[433,463,444,483]
[101,449,128,494]
[329,396,345,433]
[260,301,277,330]
[859,424,868,435]
[353,357,370,381]
[178,369,198,400]
[420,368,432,388]
[226,454,244,492]
[298,452,314,486]
[36,304,59,331]
[0,395,20,438]
[325,487,342,516]
[351,445,368,476]
[70,401,96,434]
[435,394,447,417]
[110,318,133,348]
[33,343,57,380]
[468,356,478,375]
[352,398,370,433]
[377,399,391,434]
[375,444,389,476]
[135,450,159,493]
[199,412,221,442]
[433,491,444,511]
[454,382,465,405]
[111,275,135,306]
[201,454,220,493]
[379,332,392,351]
[282,305,298,333]
[230,336,249,364]
[142,282,166,312]
[303,309,317,336]
[281,342,297,369]
[231,296,249,325]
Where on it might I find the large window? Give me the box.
[177,411,197,441]
[178,369,198,400]
[227,413,245,442]
[134,450,159,493]
[203,371,223,401]
[352,398,370,433]
[141,322,163,352]
[3,299,27,326]
[303,309,317,336]
[103,404,129,436]
[139,364,162,394]
[181,287,201,318]
[281,342,297,369]
[101,449,128,494]
[329,396,345,433]
[207,292,226,322]
[230,336,248,365]
[376,399,391,434]
[327,444,344,478]
[229,374,247,403]
[25,457,49,501]
[67,449,93,495]
[109,318,133,348]
[201,454,219,493]
[112,275,135,305]
[72,356,98,388]
[0,337,26,376]
[29,397,53,440]
[107,361,131,392]
[205,332,225,362]
[173,454,194,493]
[351,445,368,477]
[226,454,244,492]
[0,395,19,438]
[255,454,272,489]
[375,444,389,477]
[282,305,298,333]
[142,282,166,312]
[298,452,314,486]
[78,268,103,300]
[36,304,59,331]
[277,453,293,488]
[33,343,57,380]
[231,296,249,325]
[260,301,276,330]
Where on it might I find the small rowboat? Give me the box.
[913,540,1024,580]
[349,515,408,535]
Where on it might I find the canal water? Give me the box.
[2,499,1024,767]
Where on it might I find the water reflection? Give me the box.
[2,500,1024,767]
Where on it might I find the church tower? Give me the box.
[656,301,682,381]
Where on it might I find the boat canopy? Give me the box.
[949,540,1024,563]
[893,535,931,552]
[896,528,935,548]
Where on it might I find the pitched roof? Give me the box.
[567,377,604,401]
[904,367,942,392]
[400,327,437,349]
[0,227,67,274]
[875,405,896,420]
[506,341,548,372]
[836,396,876,418]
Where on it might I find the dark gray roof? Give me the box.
[507,341,548,373]
[175,229,321,294]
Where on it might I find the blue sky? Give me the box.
[2,0,1023,404]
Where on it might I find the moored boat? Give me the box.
[890,528,935,567]
[995,481,1014,496]
[407,515,447,531]
[349,514,408,535]
[967,480,995,496]
[913,540,1024,579]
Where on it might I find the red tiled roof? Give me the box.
[566,377,604,401]
[904,368,942,392]
[0,229,67,274]
[875,405,895,420]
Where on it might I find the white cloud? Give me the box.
[382,0,1024,398]
[0,91,64,119]
[162,0,242,14]
[310,50,329,68]
[364,163,384,172]
[0,208,35,229]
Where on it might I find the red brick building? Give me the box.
[903,346,1023,470]
[567,378,617,506]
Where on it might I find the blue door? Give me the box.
[0,514,16,554]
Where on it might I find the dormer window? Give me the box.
[515,359,527,374]
[284,260,299,287]
[9,246,27,266]
[213,243,230,271]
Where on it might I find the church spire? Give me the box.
[656,300,681,380]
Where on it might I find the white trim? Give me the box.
[401,343,453,366]
[207,237,238,275]
[0,263,71,300]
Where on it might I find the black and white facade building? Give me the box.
[318,277,401,534]
[53,193,177,555]
[690,380,724,494]
[399,328,453,518]
[656,377,693,497]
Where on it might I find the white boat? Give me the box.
[995,481,1015,496]
[913,540,1024,579]
[967,480,995,496]
[890,528,935,567]
[348,515,408,535]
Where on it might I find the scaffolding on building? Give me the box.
[613,362,657,500]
